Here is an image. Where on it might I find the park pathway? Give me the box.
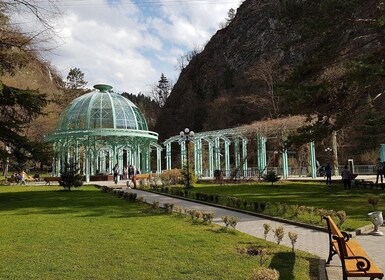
[93,181,385,280]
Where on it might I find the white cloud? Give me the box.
[18,0,242,94]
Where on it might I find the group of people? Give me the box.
[9,170,40,184]
[10,170,27,184]
[322,158,385,190]
[113,164,140,188]
[323,163,352,190]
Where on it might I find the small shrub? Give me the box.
[202,212,215,224]
[127,192,137,202]
[148,174,159,188]
[151,201,160,210]
[273,226,285,245]
[335,210,347,227]
[137,196,145,203]
[315,208,327,223]
[275,202,282,215]
[260,202,267,212]
[253,201,261,212]
[187,209,196,220]
[163,203,174,214]
[263,223,271,240]
[292,204,300,217]
[221,216,238,229]
[262,171,281,185]
[194,210,202,220]
[288,232,298,252]
[160,169,182,186]
[368,195,380,211]
[174,205,181,212]
[307,206,314,222]
[242,200,248,209]
[235,198,242,209]
[265,202,272,213]
[251,267,280,280]
[257,248,269,266]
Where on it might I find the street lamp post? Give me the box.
[180,128,194,189]
[4,146,11,184]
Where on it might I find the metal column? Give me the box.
[257,135,267,176]
[166,143,172,170]
[309,141,317,178]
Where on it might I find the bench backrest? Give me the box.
[135,174,150,179]
[323,215,349,257]
[325,215,343,238]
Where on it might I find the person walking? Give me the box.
[113,164,119,184]
[128,164,134,180]
[123,166,128,180]
[341,165,351,190]
[324,163,332,186]
[375,158,384,187]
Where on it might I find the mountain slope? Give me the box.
[155,0,385,152]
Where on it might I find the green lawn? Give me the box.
[0,186,319,280]
[189,181,385,230]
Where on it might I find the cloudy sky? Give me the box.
[16,0,242,94]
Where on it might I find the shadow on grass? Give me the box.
[270,252,319,280]
[0,187,158,218]
[270,252,295,279]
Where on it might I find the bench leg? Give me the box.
[326,246,337,264]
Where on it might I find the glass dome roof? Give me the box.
[56,84,148,132]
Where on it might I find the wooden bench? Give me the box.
[356,180,375,189]
[323,215,383,280]
[135,174,151,184]
[44,177,61,185]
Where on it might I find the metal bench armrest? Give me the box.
[344,256,371,271]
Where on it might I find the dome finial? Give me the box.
[94,84,113,92]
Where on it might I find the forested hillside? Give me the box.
[155,0,385,162]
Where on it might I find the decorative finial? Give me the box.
[94,84,113,92]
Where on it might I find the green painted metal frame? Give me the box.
[164,127,321,179]
[164,128,248,178]
[45,86,161,182]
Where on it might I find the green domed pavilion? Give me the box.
[45,84,161,182]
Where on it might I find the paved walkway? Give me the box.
[91,180,385,280]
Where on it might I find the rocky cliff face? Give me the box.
[155,0,385,146]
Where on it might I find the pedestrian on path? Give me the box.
[324,163,332,186]
[113,164,119,184]
[341,165,351,190]
[375,158,384,188]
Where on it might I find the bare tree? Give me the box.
[175,46,202,72]
[0,0,62,53]
[248,57,280,119]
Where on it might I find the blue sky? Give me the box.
[24,0,242,95]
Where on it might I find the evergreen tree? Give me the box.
[0,3,55,177]
[59,161,83,191]
[0,81,48,167]
[226,8,236,24]
[60,67,89,107]
[66,67,87,89]
[155,73,171,107]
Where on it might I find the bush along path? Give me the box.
[147,185,350,231]
[94,182,385,278]
[97,183,331,262]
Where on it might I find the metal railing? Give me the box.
[156,165,377,179]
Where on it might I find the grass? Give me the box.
[181,181,385,231]
[0,185,319,280]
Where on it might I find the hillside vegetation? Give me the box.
[155,0,385,162]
